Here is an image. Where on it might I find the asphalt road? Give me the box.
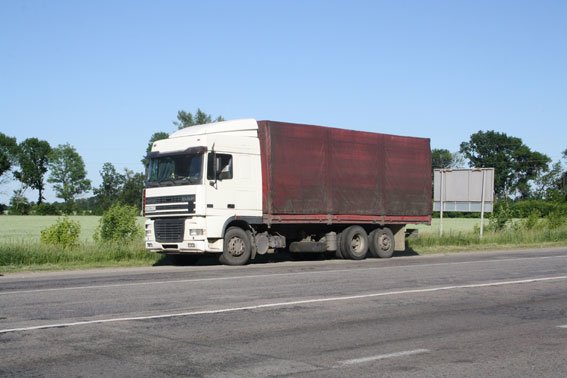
[1,248,566,377]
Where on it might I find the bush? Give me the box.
[33,202,61,215]
[509,200,567,218]
[488,201,513,231]
[545,211,566,229]
[94,203,142,243]
[9,191,32,215]
[518,209,542,231]
[40,217,81,248]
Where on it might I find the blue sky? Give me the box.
[1,0,566,203]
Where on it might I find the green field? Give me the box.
[414,218,482,235]
[0,216,145,242]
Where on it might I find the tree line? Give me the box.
[2,110,565,215]
[0,108,222,215]
[432,131,566,202]
[0,135,146,215]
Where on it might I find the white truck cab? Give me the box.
[144,119,262,258]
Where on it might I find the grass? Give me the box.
[0,215,565,273]
[409,218,567,253]
[0,242,160,273]
[0,216,156,273]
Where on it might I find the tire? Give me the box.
[220,227,252,266]
[335,232,345,259]
[368,227,395,258]
[340,226,368,260]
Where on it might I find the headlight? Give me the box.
[189,229,204,236]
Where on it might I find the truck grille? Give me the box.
[145,195,196,215]
[154,218,184,243]
[146,195,188,204]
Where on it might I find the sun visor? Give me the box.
[148,146,207,158]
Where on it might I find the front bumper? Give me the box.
[145,240,207,253]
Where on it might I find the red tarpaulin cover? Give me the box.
[258,121,432,223]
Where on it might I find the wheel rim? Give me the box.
[227,236,245,257]
[350,233,365,253]
[378,234,391,251]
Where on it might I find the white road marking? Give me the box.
[558,325,567,329]
[338,349,430,366]
[1,254,565,296]
[1,275,565,334]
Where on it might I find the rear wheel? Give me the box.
[340,226,368,260]
[220,227,252,266]
[369,227,395,258]
[335,232,345,259]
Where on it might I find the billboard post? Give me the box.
[480,169,486,237]
[439,169,444,237]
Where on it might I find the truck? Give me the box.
[143,119,432,265]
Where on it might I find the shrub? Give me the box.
[94,203,142,243]
[488,201,513,231]
[510,200,567,218]
[519,209,542,231]
[40,217,81,248]
[545,211,566,229]
[34,202,61,215]
[9,191,32,215]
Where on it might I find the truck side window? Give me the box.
[207,153,233,180]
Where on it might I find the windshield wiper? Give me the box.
[157,178,176,186]
[177,176,199,184]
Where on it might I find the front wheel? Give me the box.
[220,227,252,266]
[368,227,395,258]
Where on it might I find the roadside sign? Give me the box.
[433,168,495,237]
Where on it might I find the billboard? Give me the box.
[433,168,494,212]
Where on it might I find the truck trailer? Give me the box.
[143,119,432,265]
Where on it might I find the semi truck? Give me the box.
[143,119,432,265]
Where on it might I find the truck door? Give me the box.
[205,152,237,235]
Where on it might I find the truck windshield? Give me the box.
[146,153,203,187]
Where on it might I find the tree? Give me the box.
[560,148,567,200]
[142,131,169,167]
[0,133,18,178]
[532,162,563,200]
[460,131,550,198]
[173,108,224,129]
[9,189,31,215]
[431,149,453,170]
[432,149,465,173]
[47,144,92,212]
[14,138,51,204]
[451,152,466,169]
[514,148,551,199]
[119,169,145,211]
[93,162,125,213]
